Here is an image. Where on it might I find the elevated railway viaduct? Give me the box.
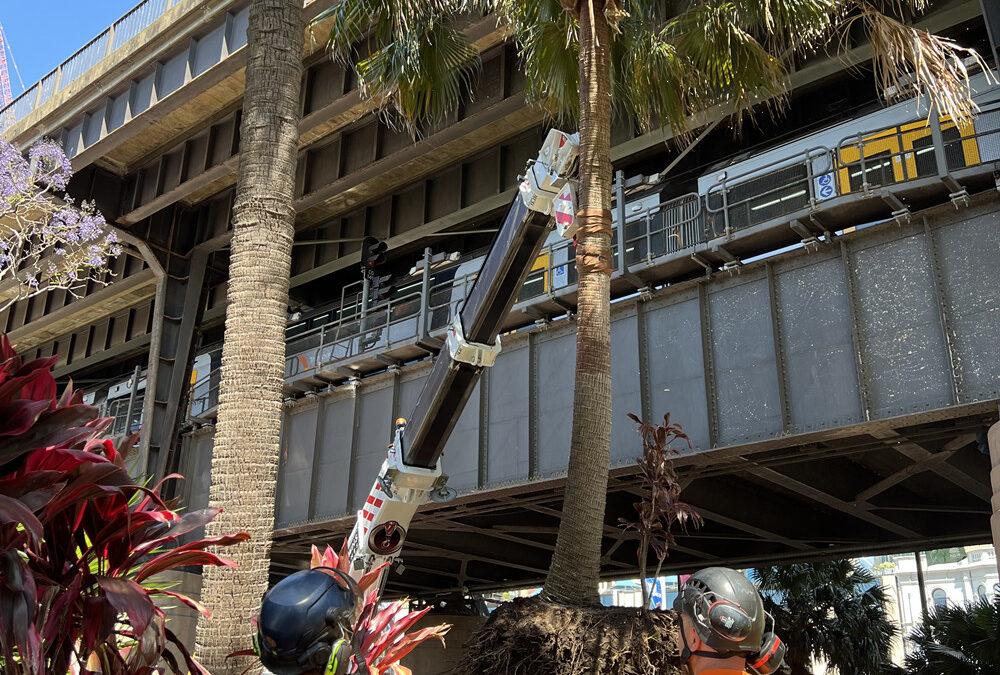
[2,0,1000,595]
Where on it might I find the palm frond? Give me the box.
[315,0,489,133]
[496,0,580,123]
[359,19,481,131]
[667,0,789,126]
[842,5,990,124]
[722,0,841,57]
[754,560,898,674]
[611,11,694,134]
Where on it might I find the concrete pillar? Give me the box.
[989,420,1000,571]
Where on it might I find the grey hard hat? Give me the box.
[673,567,766,654]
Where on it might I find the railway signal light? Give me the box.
[361,236,388,280]
[370,272,396,303]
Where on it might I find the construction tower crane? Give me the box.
[0,24,12,106]
[0,22,26,107]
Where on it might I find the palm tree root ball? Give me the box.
[456,597,683,675]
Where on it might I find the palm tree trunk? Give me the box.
[194,1,303,671]
[543,0,613,606]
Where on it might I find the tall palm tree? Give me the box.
[193,0,304,672]
[318,0,982,606]
[906,596,1000,675]
[753,561,900,675]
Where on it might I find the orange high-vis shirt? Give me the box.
[698,671,751,675]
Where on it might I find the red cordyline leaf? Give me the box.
[42,575,82,642]
[0,551,38,660]
[0,404,99,460]
[0,367,53,405]
[365,605,428,660]
[357,561,390,593]
[39,472,130,524]
[21,445,107,474]
[378,623,451,671]
[355,590,381,635]
[0,330,248,674]
[165,625,212,675]
[12,354,58,381]
[311,543,341,569]
[81,596,116,654]
[338,537,350,572]
[134,473,184,511]
[0,492,43,542]
[84,437,116,462]
[97,577,155,636]
[135,547,241,582]
[0,399,51,437]
[121,507,222,568]
[359,599,408,654]
[149,588,212,618]
[0,468,64,502]
[19,366,57,404]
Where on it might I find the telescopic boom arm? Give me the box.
[345,130,580,592]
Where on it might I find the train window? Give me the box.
[909,126,967,177]
[910,135,937,178]
[624,216,648,265]
[517,269,546,302]
[847,150,894,192]
[713,163,808,231]
[429,266,458,331]
[286,320,308,340]
[942,126,967,171]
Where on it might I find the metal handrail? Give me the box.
[107,394,145,435]
[620,193,703,264]
[0,0,182,132]
[279,191,708,382]
[190,105,1000,415]
[835,107,1000,189]
[704,146,835,236]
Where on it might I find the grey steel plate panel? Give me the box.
[936,215,1000,402]
[487,344,530,484]
[710,278,783,444]
[775,257,863,431]
[277,406,318,526]
[314,397,357,519]
[646,297,711,450]
[853,233,951,417]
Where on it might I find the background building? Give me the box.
[877,545,999,659]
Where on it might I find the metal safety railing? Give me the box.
[705,146,834,236]
[0,0,183,132]
[621,193,703,264]
[105,394,145,436]
[277,190,705,383]
[182,105,1000,416]
[705,104,1000,235]
[186,344,223,418]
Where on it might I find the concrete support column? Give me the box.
[989,419,1000,571]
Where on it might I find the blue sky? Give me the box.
[3,1,138,95]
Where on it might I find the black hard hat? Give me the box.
[256,567,363,675]
[673,567,766,655]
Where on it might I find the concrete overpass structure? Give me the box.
[4,0,1000,596]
